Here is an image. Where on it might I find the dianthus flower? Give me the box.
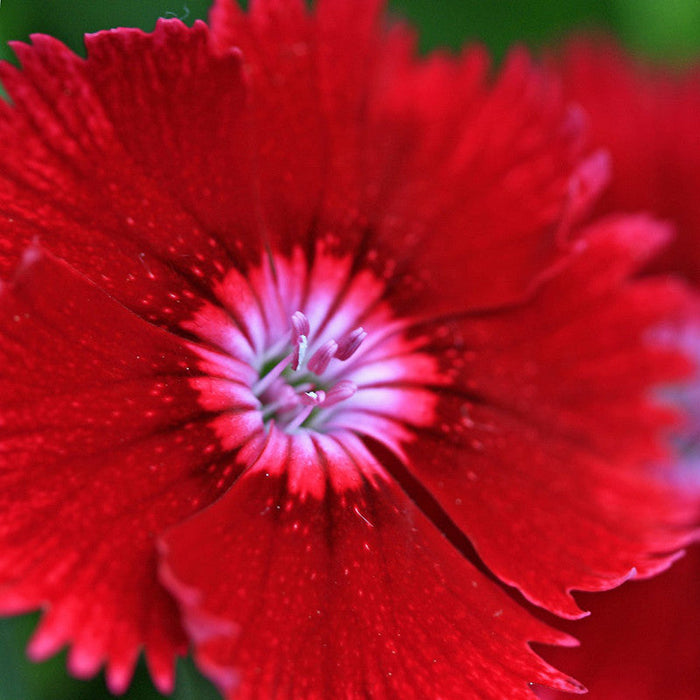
[552,38,700,286]
[537,37,700,699]
[0,3,696,698]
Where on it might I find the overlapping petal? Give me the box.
[160,427,584,700]
[343,215,697,618]
[208,0,591,315]
[0,20,258,331]
[0,250,260,692]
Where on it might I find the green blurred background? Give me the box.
[2,0,700,63]
[0,0,698,698]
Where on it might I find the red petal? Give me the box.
[395,217,696,618]
[0,250,261,691]
[536,544,700,700]
[209,0,591,314]
[0,20,260,331]
[381,47,587,316]
[161,426,584,699]
[209,0,328,258]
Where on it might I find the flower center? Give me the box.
[252,310,367,432]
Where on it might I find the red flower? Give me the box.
[553,38,700,286]
[0,3,695,698]
[537,545,700,700]
[537,37,700,699]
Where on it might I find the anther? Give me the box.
[307,339,338,375]
[323,380,357,407]
[291,311,310,340]
[334,327,367,361]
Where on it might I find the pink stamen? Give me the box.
[291,333,308,371]
[290,311,310,340]
[307,339,338,375]
[290,311,310,371]
[252,354,292,395]
[323,380,357,407]
[286,407,312,431]
[301,389,327,406]
[334,327,367,360]
[255,312,368,431]
[286,390,326,431]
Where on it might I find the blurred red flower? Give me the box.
[537,37,700,700]
[553,38,700,286]
[0,3,696,698]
